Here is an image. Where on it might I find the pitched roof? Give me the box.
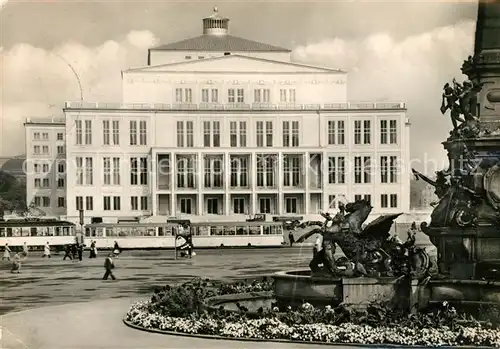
[125,54,345,73]
[150,34,291,53]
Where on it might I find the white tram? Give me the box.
[0,219,77,248]
[83,221,285,249]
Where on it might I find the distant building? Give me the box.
[23,118,66,216]
[410,179,436,209]
[25,9,411,224]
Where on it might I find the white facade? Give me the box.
[24,118,67,216]
[25,10,411,224]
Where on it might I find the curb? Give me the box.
[122,317,496,349]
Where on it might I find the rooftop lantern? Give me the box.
[203,7,229,36]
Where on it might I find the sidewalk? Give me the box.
[0,298,354,349]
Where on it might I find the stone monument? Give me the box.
[418,0,500,283]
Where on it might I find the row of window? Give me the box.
[328,156,398,184]
[75,120,147,146]
[70,118,399,149]
[75,196,149,211]
[32,145,65,156]
[70,154,399,188]
[32,132,65,141]
[174,87,297,104]
[328,194,398,209]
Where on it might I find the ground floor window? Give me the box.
[285,197,297,213]
[207,198,219,214]
[259,198,271,213]
[180,198,192,214]
[233,197,245,214]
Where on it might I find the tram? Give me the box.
[0,218,77,247]
[83,221,285,249]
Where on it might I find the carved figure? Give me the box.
[297,200,431,278]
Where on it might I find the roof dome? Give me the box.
[203,7,229,36]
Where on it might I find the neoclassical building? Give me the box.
[26,9,411,224]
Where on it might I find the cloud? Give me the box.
[0,31,159,156]
[292,21,476,173]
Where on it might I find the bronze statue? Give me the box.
[297,200,431,278]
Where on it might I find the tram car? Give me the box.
[0,218,77,249]
[83,221,285,249]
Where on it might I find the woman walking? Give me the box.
[22,242,29,258]
[3,243,11,261]
[43,242,51,258]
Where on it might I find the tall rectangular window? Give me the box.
[253,89,270,103]
[103,196,112,211]
[282,121,300,147]
[389,120,397,144]
[380,156,388,183]
[228,89,235,103]
[112,120,120,145]
[328,156,346,184]
[363,120,371,144]
[381,194,388,208]
[177,121,193,147]
[76,120,83,145]
[84,120,92,145]
[113,157,121,185]
[354,120,361,145]
[175,88,192,103]
[237,88,244,103]
[130,158,138,185]
[203,121,220,147]
[129,121,137,145]
[140,157,148,185]
[256,154,276,188]
[177,156,196,189]
[380,120,388,144]
[390,194,398,208]
[177,121,184,147]
[389,156,398,183]
[139,121,147,145]
[283,155,301,187]
[279,89,296,103]
[76,196,84,210]
[86,196,93,211]
[85,157,93,185]
[230,156,248,187]
[76,157,83,185]
[354,156,371,184]
[103,157,111,185]
[103,120,110,145]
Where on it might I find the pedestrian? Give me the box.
[103,253,116,280]
[63,244,73,260]
[288,232,295,246]
[3,243,11,261]
[43,242,51,258]
[11,253,21,273]
[22,241,29,258]
[77,244,83,261]
[113,241,121,256]
[93,241,98,258]
[89,241,97,258]
[71,244,78,260]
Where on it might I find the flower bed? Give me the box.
[125,278,500,347]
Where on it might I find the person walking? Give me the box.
[288,232,295,246]
[103,253,116,280]
[89,241,97,258]
[113,241,121,256]
[43,242,51,258]
[63,244,73,260]
[22,242,29,258]
[3,243,11,261]
[77,243,83,262]
[11,253,22,273]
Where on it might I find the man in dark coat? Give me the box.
[103,253,116,280]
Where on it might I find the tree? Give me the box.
[0,170,27,216]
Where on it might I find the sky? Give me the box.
[0,0,479,174]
